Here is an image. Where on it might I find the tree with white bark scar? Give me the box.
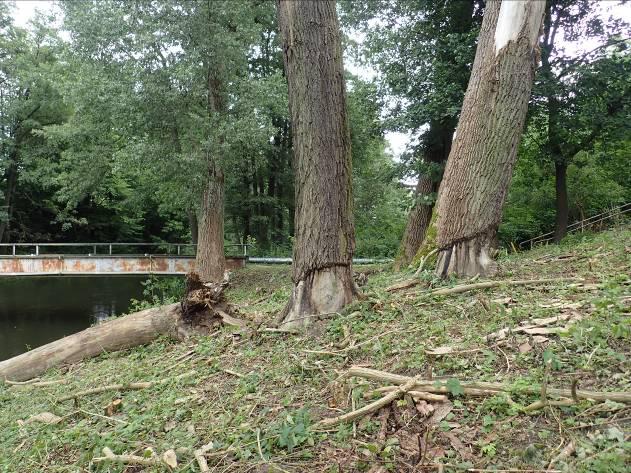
[277,0,358,329]
[434,0,546,278]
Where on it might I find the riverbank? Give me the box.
[1,226,629,472]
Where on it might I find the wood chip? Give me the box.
[20,412,63,425]
[162,449,178,469]
[415,400,434,416]
[104,399,122,417]
[426,401,453,426]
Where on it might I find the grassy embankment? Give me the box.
[1,226,629,472]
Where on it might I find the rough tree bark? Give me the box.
[540,3,568,243]
[395,121,454,270]
[189,209,199,245]
[396,175,434,270]
[277,0,357,329]
[554,161,569,242]
[195,69,226,282]
[394,0,476,270]
[196,164,225,282]
[0,158,17,243]
[434,0,545,278]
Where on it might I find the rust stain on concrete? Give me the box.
[42,258,63,272]
[69,259,96,272]
[0,259,25,273]
[152,257,168,272]
[0,255,247,275]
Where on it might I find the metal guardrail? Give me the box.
[0,242,249,257]
[0,242,392,265]
[519,202,631,249]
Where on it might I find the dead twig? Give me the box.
[364,386,448,402]
[548,440,575,469]
[58,370,196,402]
[420,277,581,298]
[314,375,421,428]
[386,278,421,293]
[6,379,67,388]
[414,248,439,276]
[346,367,631,403]
[92,447,162,467]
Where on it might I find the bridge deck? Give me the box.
[0,255,246,276]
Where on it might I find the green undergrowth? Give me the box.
[1,227,629,472]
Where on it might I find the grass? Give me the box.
[0,226,629,472]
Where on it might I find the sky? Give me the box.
[9,0,631,159]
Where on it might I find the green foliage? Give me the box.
[129,276,184,311]
[445,378,464,397]
[270,409,313,453]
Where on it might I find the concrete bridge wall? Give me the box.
[0,255,246,276]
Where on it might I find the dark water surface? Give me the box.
[0,276,149,361]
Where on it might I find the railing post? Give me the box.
[36,244,39,256]
[177,245,181,255]
[12,244,15,256]
[109,244,112,255]
[244,244,247,257]
[93,244,97,255]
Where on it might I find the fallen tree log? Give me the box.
[1,273,245,383]
[0,304,181,383]
[347,367,631,403]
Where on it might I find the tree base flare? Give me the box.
[435,234,497,278]
[278,265,357,330]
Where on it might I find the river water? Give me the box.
[0,276,152,361]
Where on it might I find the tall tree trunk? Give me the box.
[540,4,569,244]
[0,156,18,243]
[554,161,568,242]
[277,0,357,329]
[396,175,434,270]
[196,161,225,282]
[188,209,198,245]
[195,68,226,282]
[434,0,545,278]
[395,121,454,270]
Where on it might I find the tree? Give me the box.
[54,1,279,281]
[434,0,546,277]
[534,0,630,242]
[277,0,357,329]
[343,0,483,269]
[0,6,67,243]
